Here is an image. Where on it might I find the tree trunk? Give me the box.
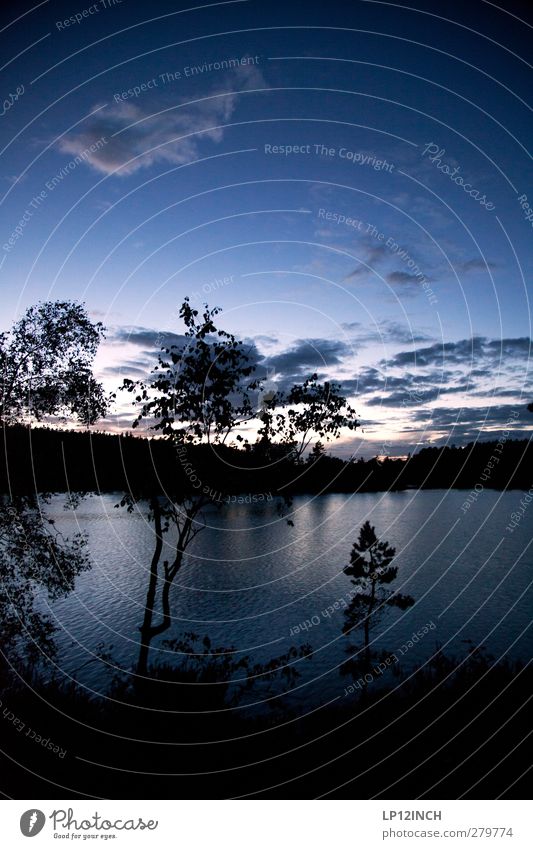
[137,499,199,675]
[364,616,371,671]
[137,498,163,675]
[364,578,377,673]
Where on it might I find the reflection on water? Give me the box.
[46,489,533,705]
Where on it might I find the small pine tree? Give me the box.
[343,521,414,671]
[308,441,325,463]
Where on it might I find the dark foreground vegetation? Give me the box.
[0,646,530,799]
[1,424,531,495]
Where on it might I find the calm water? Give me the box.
[45,490,533,707]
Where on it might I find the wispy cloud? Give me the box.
[341,319,433,345]
[381,336,531,370]
[384,267,437,301]
[457,258,498,273]
[262,338,355,389]
[57,64,265,177]
[100,322,532,449]
[108,326,187,349]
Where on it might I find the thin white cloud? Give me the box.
[57,63,265,177]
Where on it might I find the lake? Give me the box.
[45,489,532,708]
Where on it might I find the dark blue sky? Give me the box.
[1,0,531,455]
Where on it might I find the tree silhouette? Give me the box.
[121,298,262,674]
[0,302,108,674]
[0,499,90,668]
[257,374,358,463]
[0,300,107,426]
[342,521,414,672]
[308,440,326,463]
[122,298,359,674]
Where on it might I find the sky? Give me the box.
[1,0,532,456]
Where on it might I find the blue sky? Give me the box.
[1,0,531,455]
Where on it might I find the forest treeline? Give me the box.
[1,424,531,495]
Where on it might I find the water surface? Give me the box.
[45,489,533,707]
